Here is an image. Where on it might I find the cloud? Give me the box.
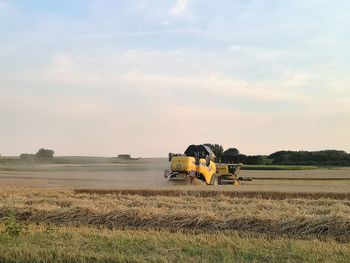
[0,0,9,8]
[1,0,350,156]
[21,51,305,105]
[228,45,284,61]
[2,53,350,156]
[170,0,189,16]
[17,49,349,111]
[83,28,201,39]
[0,0,11,14]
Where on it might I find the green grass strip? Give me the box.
[0,225,349,263]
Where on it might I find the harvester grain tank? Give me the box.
[164,145,242,185]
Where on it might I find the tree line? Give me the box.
[268,150,350,166]
[20,148,54,163]
[9,145,350,166]
[204,143,265,165]
[204,144,350,166]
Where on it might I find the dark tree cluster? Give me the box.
[204,143,265,165]
[20,148,54,163]
[268,150,350,166]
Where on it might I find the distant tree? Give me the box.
[204,143,224,159]
[224,148,240,156]
[221,148,240,163]
[245,155,265,165]
[20,153,35,163]
[35,148,54,162]
[268,150,350,166]
[20,153,30,160]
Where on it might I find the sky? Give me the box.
[1,0,349,157]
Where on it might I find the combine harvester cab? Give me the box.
[164,145,242,185]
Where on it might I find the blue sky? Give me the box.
[1,0,349,156]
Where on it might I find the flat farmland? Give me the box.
[0,159,349,262]
[0,159,349,193]
[0,185,349,262]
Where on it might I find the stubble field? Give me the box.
[0,159,349,262]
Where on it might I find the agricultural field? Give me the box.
[0,159,349,262]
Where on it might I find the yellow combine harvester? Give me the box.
[164,145,242,185]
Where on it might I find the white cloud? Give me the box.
[22,51,304,104]
[83,28,201,39]
[2,48,350,155]
[170,0,189,16]
[0,0,8,7]
[228,45,284,61]
[0,0,11,14]
[1,0,350,156]
[21,50,349,109]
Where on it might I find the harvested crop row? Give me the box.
[0,205,349,241]
[74,188,350,200]
[1,189,349,240]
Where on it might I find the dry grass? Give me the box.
[1,166,349,262]
[0,188,349,241]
